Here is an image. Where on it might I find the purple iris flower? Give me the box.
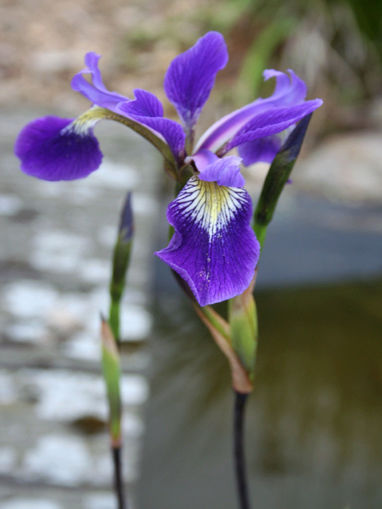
[15,31,322,306]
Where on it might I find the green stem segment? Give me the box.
[253,113,313,251]
[102,192,134,509]
[80,106,177,175]
[200,305,231,342]
[109,193,134,343]
[228,285,258,382]
[101,318,126,509]
[109,238,132,342]
[101,318,123,444]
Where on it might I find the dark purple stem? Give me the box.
[234,391,251,509]
[112,445,127,509]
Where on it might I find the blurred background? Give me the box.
[1,0,382,508]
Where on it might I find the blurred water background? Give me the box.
[1,0,381,508]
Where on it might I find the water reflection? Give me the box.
[139,279,382,509]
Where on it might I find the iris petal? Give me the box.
[195,69,321,154]
[156,176,259,306]
[72,54,185,159]
[117,100,185,159]
[164,32,228,131]
[71,52,127,110]
[224,100,322,153]
[263,69,307,104]
[192,150,245,187]
[238,135,282,165]
[14,115,103,181]
[119,88,163,117]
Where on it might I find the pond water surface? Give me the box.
[139,278,382,509]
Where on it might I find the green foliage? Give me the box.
[101,319,122,444]
[229,291,258,381]
[253,114,312,249]
[109,193,134,341]
[345,0,382,60]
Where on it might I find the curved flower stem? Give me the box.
[101,318,127,509]
[234,391,251,509]
[89,107,178,174]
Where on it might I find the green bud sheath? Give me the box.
[101,318,122,446]
[254,113,313,250]
[228,279,258,384]
[109,192,134,342]
[195,304,253,394]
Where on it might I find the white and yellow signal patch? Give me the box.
[174,176,248,237]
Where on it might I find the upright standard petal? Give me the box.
[164,32,228,131]
[195,69,320,154]
[156,176,259,306]
[15,115,102,181]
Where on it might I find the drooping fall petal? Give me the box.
[156,176,259,306]
[15,115,103,181]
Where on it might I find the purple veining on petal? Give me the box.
[237,122,295,166]
[195,69,320,153]
[238,110,314,167]
[223,100,322,153]
[156,176,259,306]
[120,88,164,117]
[164,31,228,131]
[238,136,282,165]
[117,99,186,158]
[14,116,103,181]
[142,117,186,158]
